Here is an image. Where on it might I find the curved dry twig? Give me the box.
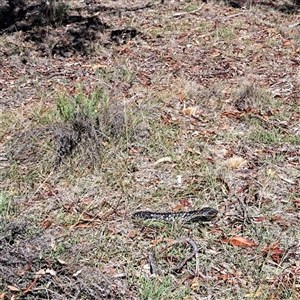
[152,237,207,277]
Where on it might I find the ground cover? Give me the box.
[0,0,300,299]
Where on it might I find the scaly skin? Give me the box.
[132,207,218,224]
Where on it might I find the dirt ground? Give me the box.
[1,0,300,299]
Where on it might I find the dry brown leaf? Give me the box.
[283,40,292,47]
[128,230,137,238]
[182,106,197,116]
[172,204,185,212]
[41,221,51,229]
[293,198,300,208]
[223,236,257,247]
[225,156,247,169]
[179,198,192,206]
[0,293,5,300]
[262,241,285,257]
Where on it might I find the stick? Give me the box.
[157,238,206,277]
[149,252,158,275]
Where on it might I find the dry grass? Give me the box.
[1,0,300,299]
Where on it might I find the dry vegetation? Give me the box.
[1,0,300,299]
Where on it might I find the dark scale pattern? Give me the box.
[132,207,218,224]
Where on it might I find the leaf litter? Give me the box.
[1,0,300,299]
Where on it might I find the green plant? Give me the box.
[138,276,173,300]
[0,192,15,218]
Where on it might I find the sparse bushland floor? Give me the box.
[1,0,300,299]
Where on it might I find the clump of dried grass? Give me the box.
[54,88,129,165]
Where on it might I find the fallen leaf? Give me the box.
[0,293,5,299]
[57,258,67,265]
[128,230,137,238]
[179,92,184,102]
[35,269,46,276]
[236,185,250,194]
[223,236,257,247]
[182,106,197,116]
[267,169,276,176]
[161,115,172,124]
[210,49,221,57]
[17,267,25,276]
[262,241,285,263]
[282,40,292,46]
[221,111,242,118]
[172,204,185,212]
[206,157,216,163]
[41,221,51,229]
[293,198,300,208]
[46,269,57,276]
[225,156,247,169]
[191,66,201,71]
[92,64,108,70]
[7,286,19,292]
[253,217,266,223]
[219,124,230,130]
[50,239,56,251]
[179,198,192,206]
[128,148,140,154]
[270,215,287,229]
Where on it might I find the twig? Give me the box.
[173,4,204,18]
[156,238,206,277]
[237,196,248,229]
[288,22,300,28]
[103,197,121,219]
[23,273,43,294]
[149,252,158,275]
[277,174,296,185]
[171,238,199,273]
